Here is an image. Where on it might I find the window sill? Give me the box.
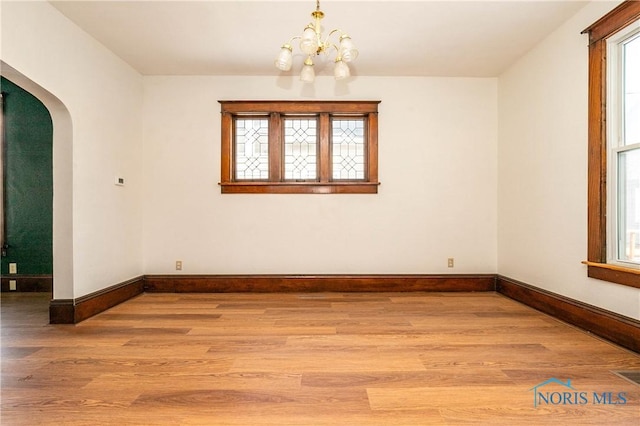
[582,261,640,289]
[219,182,380,194]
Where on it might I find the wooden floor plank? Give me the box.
[2,291,640,425]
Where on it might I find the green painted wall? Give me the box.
[1,77,53,276]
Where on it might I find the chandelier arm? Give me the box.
[328,42,341,59]
[325,29,348,51]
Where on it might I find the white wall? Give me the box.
[498,0,640,320]
[142,76,498,275]
[9,0,632,322]
[1,1,144,298]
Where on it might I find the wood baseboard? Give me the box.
[1,275,53,292]
[143,274,497,293]
[46,273,640,354]
[50,274,494,324]
[49,276,144,324]
[496,275,640,353]
[49,298,74,324]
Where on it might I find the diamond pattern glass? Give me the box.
[284,118,317,180]
[235,118,269,180]
[332,118,365,180]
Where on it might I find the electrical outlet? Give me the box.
[447,258,454,268]
[9,263,17,274]
[9,280,17,291]
[175,260,182,271]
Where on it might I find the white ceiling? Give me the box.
[49,0,589,77]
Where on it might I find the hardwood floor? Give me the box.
[2,291,639,425]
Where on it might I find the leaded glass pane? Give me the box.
[332,118,365,180]
[284,118,317,180]
[235,118,268,180]
[623,32,640,146]
[618,148,640,263]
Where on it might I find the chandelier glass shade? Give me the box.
[274,0,358,82]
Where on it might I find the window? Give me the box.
[609,23,640,267]
[583,1,640,288]
[219,101,380,194]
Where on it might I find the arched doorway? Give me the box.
[1,77,53,293]
[1,62,74,309]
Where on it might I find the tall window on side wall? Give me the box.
[583,1,640,288]
[609,21,640,267]
[219,101,380,194]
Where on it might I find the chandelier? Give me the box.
[274,0,359,83]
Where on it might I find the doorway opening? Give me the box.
[1,77,53,294]
[1,62,74,315]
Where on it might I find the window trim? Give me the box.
[582,0,640,288]
[219,100,380,194]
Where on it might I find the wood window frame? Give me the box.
[219,100,380,194]
[582,1,640,288]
